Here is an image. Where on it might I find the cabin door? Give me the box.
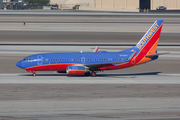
[37,55,43,65]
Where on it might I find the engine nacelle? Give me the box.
[66,65,88,75]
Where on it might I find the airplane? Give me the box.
[16,20,164,77]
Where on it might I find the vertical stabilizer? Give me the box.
[134,20,163,65]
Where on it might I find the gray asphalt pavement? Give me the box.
[0,11,180,120]
[1,10,180,16]
[0,31,180,44]
[1,73,180,84]
[0,84,180,120]
[0,98,180,120]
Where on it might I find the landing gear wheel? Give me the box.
[32,73,36,77]
[91,72,96,77]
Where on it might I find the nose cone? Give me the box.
[16,61,23,68]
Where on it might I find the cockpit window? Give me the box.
[23,58,31,61]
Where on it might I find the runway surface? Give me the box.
[0,98,180,120]
[0,11,180,120]
[1,10,180,16]
[1,73,180,84]
[0,83,180,120]
[0,31,180,44]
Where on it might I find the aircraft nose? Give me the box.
[16,61,22,68]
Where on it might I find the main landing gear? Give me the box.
[91,72,96,77]
[85,71,96,77]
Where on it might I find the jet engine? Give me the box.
[66,65,89,75]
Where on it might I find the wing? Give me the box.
[85,51,136,69]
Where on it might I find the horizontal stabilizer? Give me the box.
[145,52,169,57]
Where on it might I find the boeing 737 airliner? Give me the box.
[16,20,164,77]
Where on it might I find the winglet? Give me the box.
[93,46,99,53]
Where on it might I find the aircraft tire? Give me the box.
[33,73,36,77]
[91,72,96,77]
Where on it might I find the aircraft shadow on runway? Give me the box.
[19,72,161,77]
[97,72,162,78]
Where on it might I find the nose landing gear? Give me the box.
[32,73,36,77]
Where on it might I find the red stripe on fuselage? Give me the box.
[26,63,76,72]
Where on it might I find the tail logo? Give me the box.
[137,23,160,50]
